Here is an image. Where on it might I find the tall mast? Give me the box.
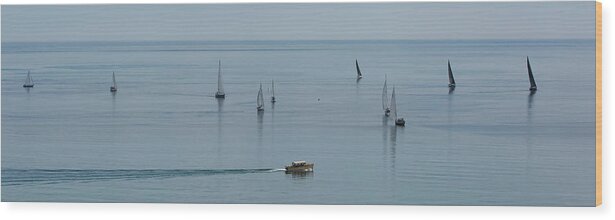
[391,87,397,120]
[448,60,456,87]
[527,57,537,91]
[26,71,31,85]
[382,75,389,110]
[112,72,117,88]
[355,59,362,78]
[257,83,264,108]
[217,60,224,94]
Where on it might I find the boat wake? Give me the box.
[1,168,285,186]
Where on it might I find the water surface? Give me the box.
[1,39,596,205]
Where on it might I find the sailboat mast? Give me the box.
[217,60,224,94]
[391,87,397,119]
[355,59,362,78]
[112,72,117,88]
[448,60,455,86]
[271,80,275,97]
[527,57,537,90]
[23,70,34,87]
[26,71,31,85]
[382,76,389,110]
[257,83,264,107]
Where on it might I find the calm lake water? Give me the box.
[1,39,596,205]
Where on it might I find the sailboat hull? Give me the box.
[257,107,264,111]
[110,87,117,92]
[23,85,34,88]
[385,108,391,117]
[215,93,225,98]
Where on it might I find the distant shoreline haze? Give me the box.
[1,2,595,42]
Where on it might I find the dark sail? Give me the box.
[527,57,537,91]
[448,60,456,87]
[355,59,362,78]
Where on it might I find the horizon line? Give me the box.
[1,38,596,44]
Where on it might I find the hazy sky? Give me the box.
[1,2,596,42]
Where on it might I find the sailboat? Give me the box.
[215,60,225,98]
[355,59,363,79]
[23,70,34,88]
[526,57,537,91]
[110,72,117,92]
[271,80,276,103]
[448,60,456,88]
[391,87,405,126]
[257,83,264,111]
[382,75,390,116]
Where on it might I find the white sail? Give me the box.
[391,87,397,120]
[257,83,264,108]
[382,76,389,110]
[24,71,33,86]
[217,60,224,95]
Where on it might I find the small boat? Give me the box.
[271,79,276,103]
[285,161,314,172]
[215,60,226,98]
[355,59,363,79]
[391,87,405,126]
[448,60,456,88]
[257,83,264,111]
[23,70,34,88]
[527,56,537,91]
[382,75,390,116]
[110,72,117,92]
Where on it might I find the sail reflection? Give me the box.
[446,92,454,160]
[389,125,398,171]
[217,98,224,133]
[524,89,537,181]
[270,96,276,143]
[528,90,536,108]
[382,115,389,163]
[216,98,224,154]
[257,110,264,144]
[111,89,117,117]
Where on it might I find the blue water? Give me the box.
[1,39,596,205]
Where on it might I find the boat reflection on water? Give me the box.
[257,110,264,131]
[389,125,397,169]
[257,110,264,150]
[525,89,536,174]
[285,170,314,179]
[382,115,389,149]
[390,124,399,147]
[217,98,224,153]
